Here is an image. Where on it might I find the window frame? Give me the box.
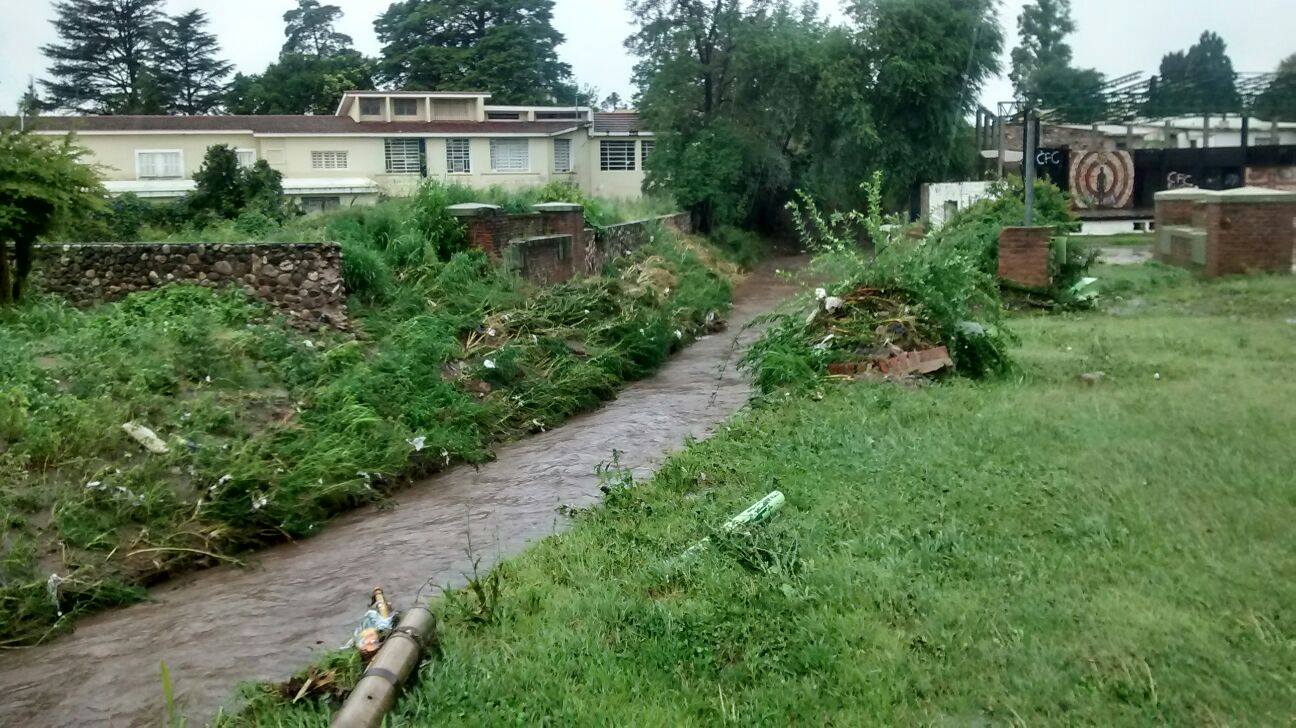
[311,150,349,170]
[135,149,184,180]
[553,138,572,173]
[640,139,655,167]
[360,98,383,116]
[384,138,425,175]
[235,148,257,169]
[392,98,419,117]
[490,138,531,173]
[599,140,637,172]
[446,138,472,174]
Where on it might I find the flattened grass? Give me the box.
[231,264,1296,725]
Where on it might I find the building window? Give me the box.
[136,150,183,179]
[600,140,636,171]
[311,151,349,170]
[640,140,655,166]
[446,138,471,174]
[487,111,523,120]
[393,98,418,116]
[301,196,341,214]
[553,139,572,173]
[490,138,529,172]
[536,111,583,120]
[384,138,424,174]
[360,98,382,116]
[236,149,256,168]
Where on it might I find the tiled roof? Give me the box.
[12,115,583,135]
[592,112,649,135]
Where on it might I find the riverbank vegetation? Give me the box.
[0,183,742,646]
[228,261,1296,724]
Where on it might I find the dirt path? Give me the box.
[0,258,806,727]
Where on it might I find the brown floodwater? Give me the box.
[0,258,806,727]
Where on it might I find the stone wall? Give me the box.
[28,242,348,328]
[583,212,693,275]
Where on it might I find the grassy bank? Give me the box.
[232,262,1295,724]
[0,184,744,645]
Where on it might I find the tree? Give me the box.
[1255,54,1296,122]
[1030,64,1107,122]
[153,10,232,115]
[0,128,105,303]
[187,145,285,222]
[853,0,1003,208]
[1145,31,1240,116]
[41,0,167,114]
[375,0,576,104]
[225,54,374,115]
[18,80,45,119]
[1009,0,1074,98]
[601,92,624,111]
[283,0,354,57]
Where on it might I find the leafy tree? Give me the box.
[1145,31,1240,116]
[1009,0,1107,122]
[853,0,1003,208]
[0,128,104,303]
[153,10,232,115]
[601,92,624,111]
[1253,54,1296,122]
[18,80,45,119]
[375,0,576,104]
[225,55,374,115]
[41,0,167,114]
[283,0,355,57]
[226,2,372,115]
[1009,0,1074,97]
[187,145,285,222]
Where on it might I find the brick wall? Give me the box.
[998,226,1053,289]
[27,242,347,328]
[1204,201,1296,277]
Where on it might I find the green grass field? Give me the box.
[229,262,1296,725]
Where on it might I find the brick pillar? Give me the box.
[998,226,1053,289]
[533,202,586,277]
[1202,187,1296,278]
[447,203,505,257]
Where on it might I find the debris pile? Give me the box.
[807,286,955,381]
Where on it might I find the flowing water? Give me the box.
[0,258,806,727]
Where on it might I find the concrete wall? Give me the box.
[920,181,994,228]
[29,242,347,329]
[585,137,650,200]
[72,132,258,180]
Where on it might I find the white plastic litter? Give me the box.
[121,422,170,454]
[407,436,426,451]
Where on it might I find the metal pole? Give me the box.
[996,103,1006,180]
[1024,108,1037,227]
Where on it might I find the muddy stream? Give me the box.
[0,258,805,727]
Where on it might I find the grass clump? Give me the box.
[0,185,743,645]
[224,264,1296,725]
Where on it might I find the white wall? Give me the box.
[921,181,994,228]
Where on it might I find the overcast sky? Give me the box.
[1,0,1293,115]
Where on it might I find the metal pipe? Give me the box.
[332,606,437,728]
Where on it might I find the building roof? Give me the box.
[12,115,584,136]
[592,112,649,135]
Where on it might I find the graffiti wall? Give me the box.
[1069,150,1136,209]
[1245,166,1296,191]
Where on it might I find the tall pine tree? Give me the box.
[153,10,232,115]
[1146,31,1240,116]
[374,0,576,104]
[283,0,355,57]
[41,0,166,114]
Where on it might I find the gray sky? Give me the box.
[1,0,1292,115]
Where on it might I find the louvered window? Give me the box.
[311,151,348,170]
[490,139,530,172]
[136,150,183,179]
[600,140,636,171]
[553,139,572,173]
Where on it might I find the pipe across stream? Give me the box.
[0,258,804,726]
